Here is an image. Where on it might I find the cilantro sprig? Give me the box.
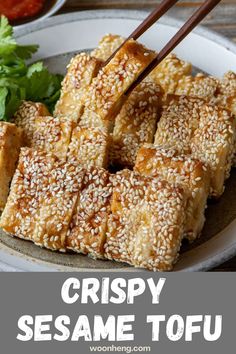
[0,16,63,121]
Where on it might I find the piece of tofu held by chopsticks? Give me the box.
[54,53,102,122]
[67,39,156,169]
[0,122,23,211]
[154,95,236,198]
[13,100,49,146]
[135,144,210,241]
[105,170,187,271]
[110,80,163,168]
[66,167,112,259]
[92,34,192,95]
[0,148,85,252]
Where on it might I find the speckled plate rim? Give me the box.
[1,9,236,272]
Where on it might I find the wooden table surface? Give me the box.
[60,0,236,271]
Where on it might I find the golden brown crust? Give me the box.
[0,122,23,211]
[105,170,187,271]
[135,144,210,240]
[31,116,74,160]
[54,53,102,122]
[67,126,110,169]
[14,101,49,146]
[175,73,218,100]
[66,167,112,259]
[91,34,125,61]
[84,39,156,122]
[0,148,85,251]
[110,81,163,168]
[149,53,192,94]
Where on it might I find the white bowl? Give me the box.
[14,0,67,29]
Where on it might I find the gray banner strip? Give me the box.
[0,272,235,353]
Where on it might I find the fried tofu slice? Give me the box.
[0,148,85,252]
[0,122,23,211]
[66,168,112,259]
[33,159,84,252]
[148,53,192,94]
[105,170,187,271]
[31,116,74,160]
[216,71,236,115]
[83,39,156,123]
[155,95,236,197]
[110,81,163,168]
[14,101,49,146]
[54,53,102,122]
[215,71,236,166]
[191,105,235,197]
[135,145,210,240]
[154,95,205,154]
[91,34,125,61]
[67,126,110,168]
[92,34,192,95]
[0,148,57,241]
[175,73,218,100]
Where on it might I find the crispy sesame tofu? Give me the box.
[54,53,102,122]
[216,71,236,115]
[175,73,218,100]
[84,39,156,122]
[66,168,112,259]
[67,126,110,168]
[33,158,84,252]
[215,72,236,166]
[154,95,236,197]
[191,105,235,197]
[105,170,187,271]
[148,53,192,94]
[14,101,49,146]
[110,81,163,168]
[135,145,210,240]
[154,95,205,154]
[0,148,57,241]
[31,116,74,160]
[0,148,85,251]
[0,122,23,211]
[91,34,125,61]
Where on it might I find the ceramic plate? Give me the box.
[1,10,236,272]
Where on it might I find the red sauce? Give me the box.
[0,0,46,21]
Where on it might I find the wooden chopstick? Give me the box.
[103,0,179,66]
[125,0,221,95]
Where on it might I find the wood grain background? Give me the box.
[59,0,236,271]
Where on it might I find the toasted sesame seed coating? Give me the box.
[91,34,125,61]
[135,144,210,240]
[175,73,218,100]
[149,53,192,94]
[67,167,112,259]
[105,169,187,271]
[191,104,236,197]
[54,53,102,122]
[110,81,163,168]
[154,95,205,154]
[67,126,110,169]
[0,122,23,211]
[84,39,156,122]
[0,148,85,251]
[31,116,74,161]
[155,95,236,197]
[13,101,49,146]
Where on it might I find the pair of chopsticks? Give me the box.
[105,0,221,95]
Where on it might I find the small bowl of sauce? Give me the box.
[0,0,67,27]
